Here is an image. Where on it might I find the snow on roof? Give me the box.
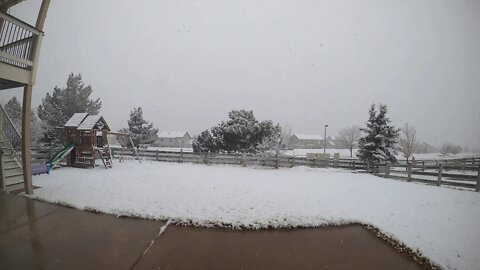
[77,115,109,130]
[64,113,88,127]
[158,131,188,138]
[294,134,323,140]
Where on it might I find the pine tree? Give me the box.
[126,107,158,149]
[192,130,218,152]
[357,104,400,164]
[4,96,22,123]
[37,73,102,146]
[3,97,42,147]
[193,109,281,153]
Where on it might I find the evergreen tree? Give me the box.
[357,104,399,164]
[4,96,21,123]
[37,73,102,146]
[126,107,158,149]
[3,97,42,147]
[193,109,281,153]
[192,130,219,152]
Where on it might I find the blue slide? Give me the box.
[45,142,75,173]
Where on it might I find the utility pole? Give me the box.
[324,124,328,154]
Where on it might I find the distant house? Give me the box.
[288,134,324,149]
[157,131,192,148]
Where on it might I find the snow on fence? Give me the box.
[110,147,480,192]
[28,146,480,192]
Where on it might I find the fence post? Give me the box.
[352,160,356,171]
[437,163,443,186]
[291,156,295,168]
[385,162,390,178]
[155,150,159,161]
[180,148,184,163]
[476,164,480,192]
[241,153,245,166]
[366,161,370,173]
[422,161,425,171]
[407,163,412,182]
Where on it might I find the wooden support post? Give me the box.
[407,163,412,182]
[155,150,159,161]
[128,137,141,163]
[291,156,295,168]
[366,161,370,173]
[476,164,480,192]
[437,163,443,186]
[22,85,33,195]
[180,148,184,163]
[385,162,390,178]
[352,160,356,171]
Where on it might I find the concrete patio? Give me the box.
[0,192,425,269]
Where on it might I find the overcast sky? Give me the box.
[3,0,480,147]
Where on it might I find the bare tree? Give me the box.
[399,123,416,162]
[338,126,362,157]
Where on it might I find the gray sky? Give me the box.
[3,0,480,147]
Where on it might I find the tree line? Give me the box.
[3,73,157,149]
[2,73,472,161]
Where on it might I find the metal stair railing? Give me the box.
[0,104,23,168]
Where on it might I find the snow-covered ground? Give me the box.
[31,161,479,270]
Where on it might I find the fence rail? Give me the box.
[24,145,480,192]
[111,147,480,192]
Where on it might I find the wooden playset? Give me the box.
[63,113,113,168]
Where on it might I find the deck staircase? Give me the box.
[0,105,25,193]
[0,136,24,193]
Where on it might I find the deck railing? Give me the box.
[0,11,42,70]
[0,104,23,167]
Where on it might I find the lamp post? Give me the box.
[324,124,328,154]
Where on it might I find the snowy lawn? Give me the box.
[31,160,480,270]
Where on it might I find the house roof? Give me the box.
[294,134,323,140]
[64,113,110,131]
[64,113,88,127]
[77,115,109,131]
[158,131,188,139]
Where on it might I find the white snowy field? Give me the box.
[30,161,480,270]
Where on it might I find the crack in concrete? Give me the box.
[129,219,172,270]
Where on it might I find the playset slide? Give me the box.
[32,142,75,175]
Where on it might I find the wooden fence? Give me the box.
[110,147,480,192]
[29,146,479,192]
